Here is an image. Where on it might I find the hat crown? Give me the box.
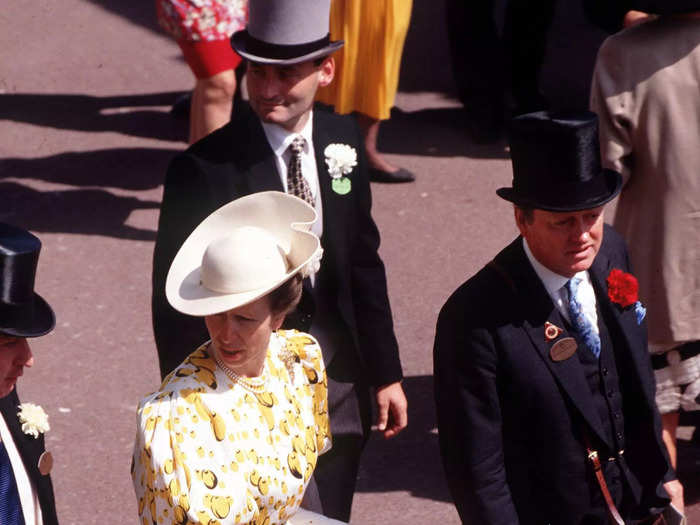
[0,224,40,306]
[201,227,289,295]
[510,111,601,191]
[248,0,330,46]
[0,223,55,337]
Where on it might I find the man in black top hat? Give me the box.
[0,223,59,525]
[433,112,683,524]
[151,0,407,520]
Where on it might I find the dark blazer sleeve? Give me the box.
[151,152,212,378]
[433,278,520,525]
[347,119,403,387]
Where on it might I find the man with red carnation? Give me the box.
[434,111,684,524]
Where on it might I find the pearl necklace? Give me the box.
[212,350,268,394]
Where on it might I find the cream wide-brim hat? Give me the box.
[166,192,320,317]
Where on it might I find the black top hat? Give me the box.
[231,0,343,65]
[0,223,55,338]
[497,111,622,212]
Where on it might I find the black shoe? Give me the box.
[369,167,416,183]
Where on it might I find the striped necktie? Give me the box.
[0,440,25,525]
[287,136,315,207]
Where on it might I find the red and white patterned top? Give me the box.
[156,0,248,42]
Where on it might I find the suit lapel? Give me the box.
[215,103,282,198]
[0,390,45,488]
[589,247,656,409]
[243,112,284,195]
[501,241,612,447]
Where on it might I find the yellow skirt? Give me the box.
[316,0,413,121]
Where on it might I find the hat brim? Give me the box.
[0,293,55,338]
[231,30,344,65]
[496,169,623,212]
[166,192,320,317]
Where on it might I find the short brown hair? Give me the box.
[267,273,304,316]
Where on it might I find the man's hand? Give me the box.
[375,381,408,439]
[663,479,684,515]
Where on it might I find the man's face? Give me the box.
[246,57,335,133]
[515,206,605,277]
[0,334,33,398]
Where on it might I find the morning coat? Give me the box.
[151,102,403,387]
[433,225,672,524]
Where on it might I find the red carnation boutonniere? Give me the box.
[606,268,646,324]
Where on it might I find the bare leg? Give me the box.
[189,69,236,144]
[356,113,399,173]
[661,411,679,469]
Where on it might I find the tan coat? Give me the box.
[591,16,700,345]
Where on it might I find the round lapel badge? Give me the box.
[38,451,53,476]
[550,337,578,362]
[331,177,351,195]
[544,321,563,341]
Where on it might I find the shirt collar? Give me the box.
[522,238,587,296]
[260,110,314,158]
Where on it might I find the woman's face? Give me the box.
[204,296,284,378]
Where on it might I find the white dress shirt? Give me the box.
[0,413,43,525]
[260,112,324,240]
[523,238,599,334]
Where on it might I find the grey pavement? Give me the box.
[1,0,697,523]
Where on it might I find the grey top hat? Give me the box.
[231,0,344,65]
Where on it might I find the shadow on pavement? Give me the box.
[0,182,159,241]
[82,0,163,37]
[0,92,188,142]
[356,375,452,503]
[2,148,177,191]
[379,107,509,160]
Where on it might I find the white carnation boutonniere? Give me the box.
[17,403,50,438]
[324,143,356,195]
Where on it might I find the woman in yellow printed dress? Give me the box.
[316,0,415,183]
[131,192,343,524]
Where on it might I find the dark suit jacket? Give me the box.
[152,103,402,387]
[0,389,58,525]
[433,226,672,525]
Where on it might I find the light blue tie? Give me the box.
[565,277,601,359]
[0,440,25,525]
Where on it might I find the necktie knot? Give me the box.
[565,277,580,298]
[290,136,305,155]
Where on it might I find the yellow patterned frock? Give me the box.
[131,330,331,525]
[316,0,413,120]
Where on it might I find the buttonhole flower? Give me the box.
[324,144,357,180]
[17,403,50,438]
[606,268,639,308]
